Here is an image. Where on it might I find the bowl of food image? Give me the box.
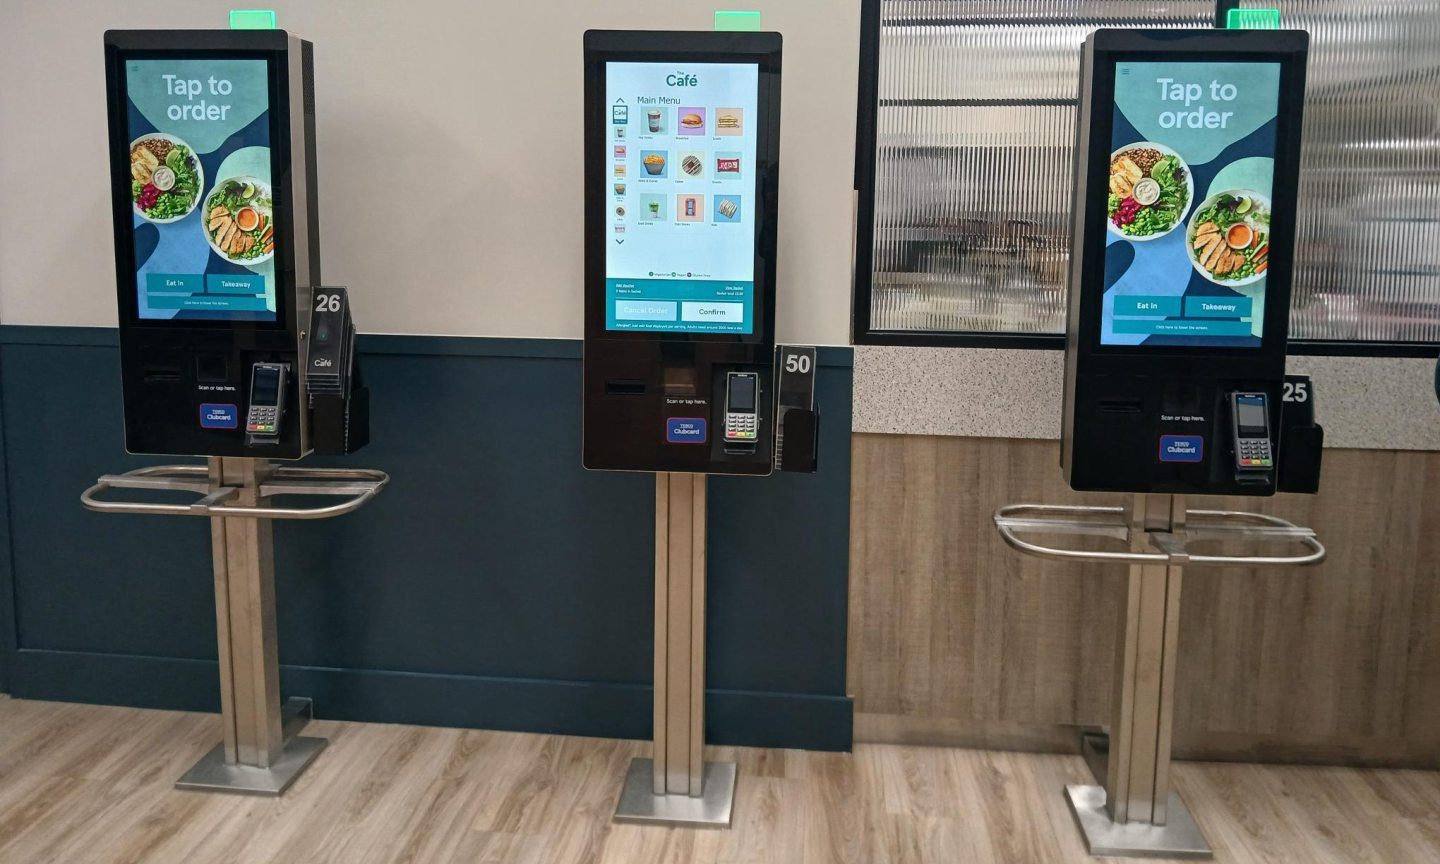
[130,134,204,224]
[1186,190,1272,286]
[1107,142,1193,241]
[202,177,275,265]
[643,153,667,176]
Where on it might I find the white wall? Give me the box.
[0,1,859,344]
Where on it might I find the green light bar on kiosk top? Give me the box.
[1227,8,1281,29]
[714,11,761,32]
[229,9,277,30]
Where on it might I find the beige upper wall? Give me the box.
[0,1,859,344]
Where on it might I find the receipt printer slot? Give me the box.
[606,380,647,396]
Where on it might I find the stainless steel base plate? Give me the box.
[175,736,328,796]
[1065,784,1212,859]
[613,758,737,827]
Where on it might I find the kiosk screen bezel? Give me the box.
[1074,37,1308,360]
[105,37,295,334]
[583,30,782,348]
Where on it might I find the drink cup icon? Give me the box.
[648,110,662,132]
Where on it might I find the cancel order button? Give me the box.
[681,302,744,323]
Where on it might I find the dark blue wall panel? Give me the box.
[0,327,852,750]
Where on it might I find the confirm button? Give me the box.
[681,302,744,323]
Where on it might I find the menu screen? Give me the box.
[604,61,759,334]
[1100,61,1281,348]
[124,58,277,322]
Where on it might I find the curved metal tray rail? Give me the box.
[993,503,1326,568]
[82,464,389,520]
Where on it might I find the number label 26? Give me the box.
[314,293,342,313]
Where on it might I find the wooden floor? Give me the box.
[2,696,1439,863]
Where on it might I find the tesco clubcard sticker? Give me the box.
[1158,435,1204,463]
[200,403,238,429]
[666,417,707,444]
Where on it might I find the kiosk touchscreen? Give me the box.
[583,30,782,474]
[104,29,362,460]
[1061,28,1309,495]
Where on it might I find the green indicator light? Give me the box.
[229,9,277,30]
[1226,8,1281,29]
[714,11,761,32]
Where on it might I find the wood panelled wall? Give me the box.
[848,434,1440,767]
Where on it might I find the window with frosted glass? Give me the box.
[1237,0,1440,344]
[860,0,1440,348]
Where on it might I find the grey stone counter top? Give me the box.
[853,346,1440,451]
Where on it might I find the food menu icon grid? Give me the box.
[612,107,747,225]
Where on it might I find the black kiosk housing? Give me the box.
[1062,29,1310,496]
[104,30,362,460]
[582,30,782,475]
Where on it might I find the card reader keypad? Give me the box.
[1238,439,1272,468]
[247,406,279,434]
[725,414,757,442]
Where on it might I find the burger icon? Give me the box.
[678,109,706,135]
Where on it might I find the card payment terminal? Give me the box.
[724,372,759,445]
[1231,392,1274,471]
[246,363,287,440]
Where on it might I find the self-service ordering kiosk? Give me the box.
[1062,28,1318,495]
[584,30,788,475]
[583,30,815,827]
[104,29,366,459]
[995,28,1325,859]
[84,29,384,796]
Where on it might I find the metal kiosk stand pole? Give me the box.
[614,472,737,826]
[82,457,387,795]
[994,494,1324,859]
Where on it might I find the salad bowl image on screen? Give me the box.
[130,133,205,223]
[203,177,275,265]
[123,57,278,323]
[1099,60,1281,349]
[1186,190,1271,286]
[1107,141,1191,241]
